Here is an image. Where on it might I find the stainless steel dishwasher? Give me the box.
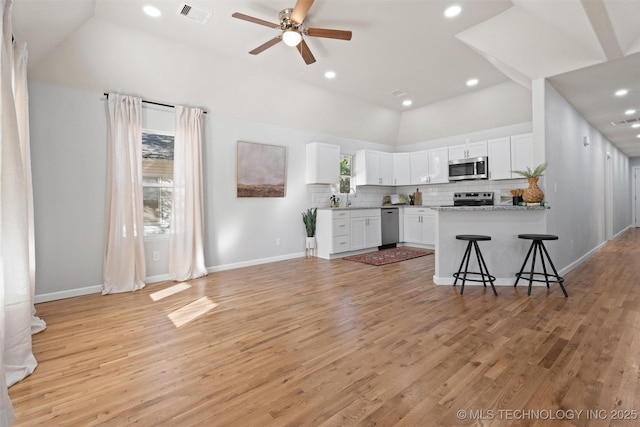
[380,207,399,249]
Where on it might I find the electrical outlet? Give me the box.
[153,251,160,261]
[275,238,281,246]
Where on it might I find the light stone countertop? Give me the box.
[318,205,550,211]
[428,205,549,211]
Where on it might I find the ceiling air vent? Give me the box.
[177,3,212,24]
[389,90,408,98]
[611,117,640,126]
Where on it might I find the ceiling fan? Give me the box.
[232,0,352,65]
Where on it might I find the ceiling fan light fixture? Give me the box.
[282,29,302,47]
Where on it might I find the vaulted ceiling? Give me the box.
[12,0,640,155]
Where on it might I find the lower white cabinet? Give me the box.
[350,209,382,250]
[403,208,435,245]
[316,209,381,258]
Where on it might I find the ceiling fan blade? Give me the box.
[290,0,314,24]
[232,12,279,29]
[306,27,352,41]
[249,37,282,55]
[297,39,316,65]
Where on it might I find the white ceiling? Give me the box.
[12,0,640,155]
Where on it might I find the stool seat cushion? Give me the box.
[456,234,491,241]
[518,234,558,240]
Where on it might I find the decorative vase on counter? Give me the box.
[523,177,544,203]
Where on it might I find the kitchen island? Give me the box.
[429,205,550,286]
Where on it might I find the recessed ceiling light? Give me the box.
[324,71,336,79]
[402,100,413,107]
[615,89,628,97]
[625,109,636,115]
[632,123,640,128]
[466,78,478,87]
[143,5,161,17]
[637,134,640,138]
[444,5,461,18]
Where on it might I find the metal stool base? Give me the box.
[514,238,568,297]
[453,238,497,296]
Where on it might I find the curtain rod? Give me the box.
[103,93,207,114]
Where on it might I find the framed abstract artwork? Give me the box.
[236,141,287,197]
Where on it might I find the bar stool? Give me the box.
[514,234,568,297]
[453,235,497,296]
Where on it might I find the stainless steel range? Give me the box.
[453,191,494,206]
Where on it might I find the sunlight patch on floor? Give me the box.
[150,282,191,301]
[168,296,218,328]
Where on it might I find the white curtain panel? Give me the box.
[14,43,45,336]
[102,94,146,294]
[169,106,207,281]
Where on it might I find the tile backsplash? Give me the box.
[307,178,530,208]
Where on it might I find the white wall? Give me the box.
[542,80,631,272]
[29,81,400,300]
[396,81,532,145]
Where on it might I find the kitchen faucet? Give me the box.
[345,187,356,207]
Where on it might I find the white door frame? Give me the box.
[605,153,613,240]
[633,166,640,228]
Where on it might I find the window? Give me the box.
[142,130,174,235]
[339,154,352,193]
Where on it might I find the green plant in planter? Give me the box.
[512,162,547,178]
[302,208,317,238]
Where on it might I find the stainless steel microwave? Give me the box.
[448,156,489,181]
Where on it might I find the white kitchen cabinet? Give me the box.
[410,151,429,184]
[487,137,512,180]
[316,209,351,259]
[510,133,534,174]
[393,153,411,186]
[403,208,435,245]
[428,147,449,184]
[488,133,533,180]
[449,140,487,160]
[306,142,340,184]
[350,209,382,250]
[355,150,393,186]
[409,148,448,185]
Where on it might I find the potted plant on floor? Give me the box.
[512,162,547,203]
[302,207,317,256]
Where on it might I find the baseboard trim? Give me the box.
[207,252,306,273]
[35,285,103,303]
[35,253,307,303]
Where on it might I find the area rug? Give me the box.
[343,247,433,266]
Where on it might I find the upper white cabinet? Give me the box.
[306,142,340,184]
[410,151,428,184]
[428,147,449,184]
[488,133,533,180]
[487,137,511,180]
[409,148,448,185]
[393,153,411,186]
[510,133,534,174]
[449,140,487,161]
[355,150,393,186]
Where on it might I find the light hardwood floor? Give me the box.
[9,229,640,426]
